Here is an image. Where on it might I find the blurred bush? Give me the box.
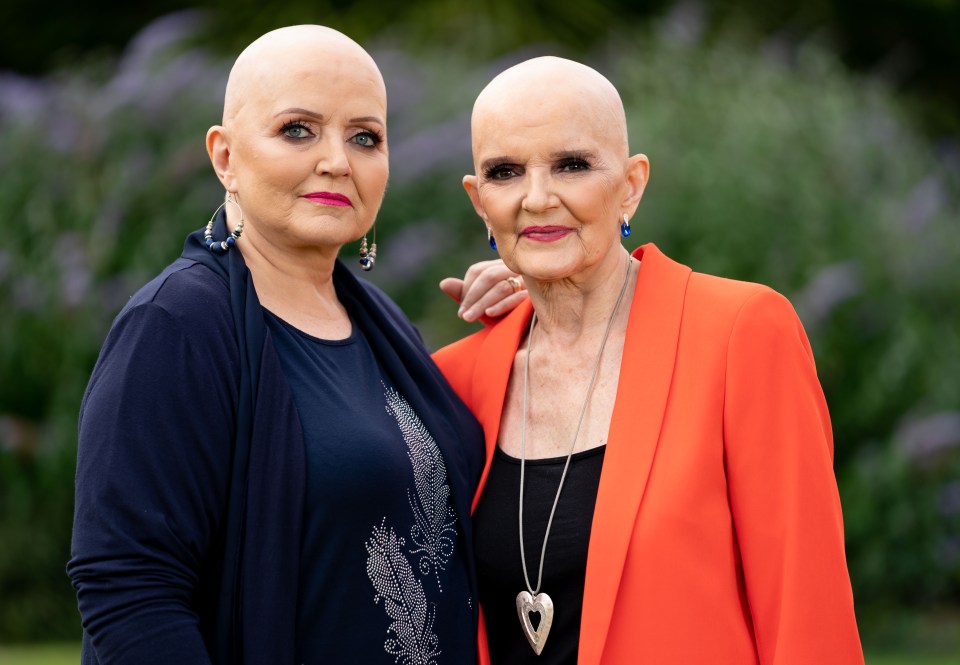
[0,9,957,642]
[0,12,225,639]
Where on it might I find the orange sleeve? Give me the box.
[432,331,487,410]
[723,289,864,664]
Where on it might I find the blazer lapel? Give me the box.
[579,244,691,664]
[469,300,534,512]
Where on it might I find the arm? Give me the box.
[68,301,236,664]
[723,290,863,664]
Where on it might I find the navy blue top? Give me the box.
[69,211,484,665]
[266,312,474,664]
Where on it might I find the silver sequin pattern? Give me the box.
[365,386,459,664]
[366,520,441,665]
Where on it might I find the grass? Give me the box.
[0,643,79,664]
[866,652,958,665]
[0,644,957,664]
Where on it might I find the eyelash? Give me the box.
[482,155,592,180]
[558,157,590,172]
[280,120,312,139]
[350,129,384,148]
[483,163,516,180]
[279,121,384,149]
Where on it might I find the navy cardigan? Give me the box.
[68,216,485,664]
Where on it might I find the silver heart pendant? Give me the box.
[516,590,554,655]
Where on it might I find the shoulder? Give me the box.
[432,306,519,403]
[680,271,815,376]
[98,259,237,369]
[688,270,779,315]
[117,258,231,333]
[432,327,491,410]
[354,276,426,347]
[684,270,804,339]
[83,260,240,420]
[640,243,793,325]
[92,259,238,387]
[356,277,406,322]
[433,320,496,370]
[643,244,811,364]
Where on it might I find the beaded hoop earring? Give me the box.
[204,193,244,253]
[620,212,631,238]
[359,224,377,271]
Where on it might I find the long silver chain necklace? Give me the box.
[515,253,633,655]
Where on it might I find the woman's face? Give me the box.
[464,90,646,283]
[214,52,388,254]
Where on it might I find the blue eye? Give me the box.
[350,131,382,148]
[281,121,311,139]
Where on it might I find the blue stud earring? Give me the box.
[620,213,631,238]
[488,228,497,250]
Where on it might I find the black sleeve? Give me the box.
[68,300,237,664]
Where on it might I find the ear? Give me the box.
[206,125,237,192]
[620,153,650,216]
[462,174,487,221]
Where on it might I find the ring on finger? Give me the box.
[505,276,524,293]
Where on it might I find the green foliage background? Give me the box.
[0,3,957,651]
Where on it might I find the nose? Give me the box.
[520,169,557,214]
[314,137,351,177]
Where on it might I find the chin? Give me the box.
[516,260,583,283]
[293,219,364,247]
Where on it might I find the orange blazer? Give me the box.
[433,243,864,664]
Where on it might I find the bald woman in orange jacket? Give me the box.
[435,55,863,665]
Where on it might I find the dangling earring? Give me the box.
[620,212,631,238]
[488,227,498,251]
[359,224,377,271]
[204,192,245,253]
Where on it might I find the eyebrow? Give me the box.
[350,116,385,126]
[273,108,384,126]
[275,107,324,120]
[551,149,596,160]
[480,150,597,171]
[480,156,518,172]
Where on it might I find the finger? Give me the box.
[459,261,503,299]
[461,278,521,322]
[438,278,465,304]
[483,290,529,318]
[459,264,519,313]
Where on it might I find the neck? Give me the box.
[238,223,349,335]
[525,247,634,344]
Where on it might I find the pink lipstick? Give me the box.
[520,225,576,242]
[302,192,352,207]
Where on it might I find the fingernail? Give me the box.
[463,308,476,322]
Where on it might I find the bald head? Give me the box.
[471,56,629,159]
[205,25,390,241]
[222,25,385,125]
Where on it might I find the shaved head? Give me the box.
[222,25,385,125]
[462,56,649,284]
[205,25,390,258]
[471,56,629,160]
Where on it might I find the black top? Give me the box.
[473,445,606,664]
[266,311,475,665]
